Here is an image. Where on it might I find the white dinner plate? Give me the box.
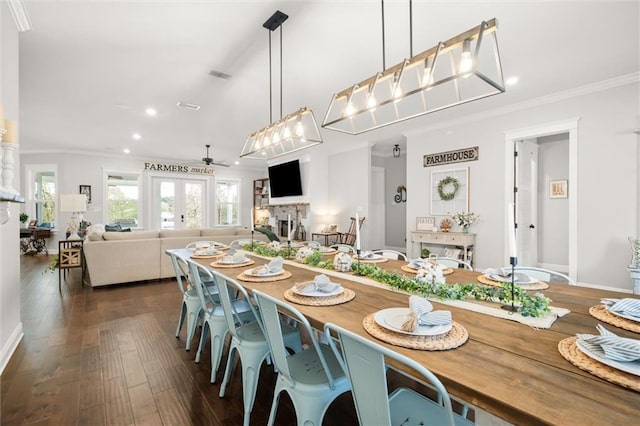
[373,308,452,336]
[353,254,385,261]
[606,308,640,323]
[576,338,640,377]
[218,257,249,265]
[488,273,537,285]
[243,267,284,277]
[291,283,344,297]
[319,246,336,253]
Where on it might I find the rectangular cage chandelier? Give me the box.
[241,10,323,160]
[322,18,505,135]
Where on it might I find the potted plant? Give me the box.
[421,248,431,259]
[19,213,29,225]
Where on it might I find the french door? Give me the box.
[151,177,207,229]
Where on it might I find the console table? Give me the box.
[409,231,475,264]
[311,232,339,246]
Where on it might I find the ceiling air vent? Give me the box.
[176,101,201,111]
[209,69,232,80]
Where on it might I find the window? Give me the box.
[34,171,56,227]
[216,180,240,225]
[106,173,141,228]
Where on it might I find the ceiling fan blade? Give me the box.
[212,161,230,167]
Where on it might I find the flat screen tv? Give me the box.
[268,160,303,198]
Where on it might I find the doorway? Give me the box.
[505,119,579,281]
[151,177,207,229]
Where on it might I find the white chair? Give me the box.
[433,256,474,271]
[330,243,355,253]
[166,249,218,350]
[324,322,472,426]
[252,290,350,426]
[372,249,408,261]
[513,266,576,285]
[306,240,321,249]
[186,259,254,383]
[203,268,302,426]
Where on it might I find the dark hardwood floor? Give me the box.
[1,255,361,425]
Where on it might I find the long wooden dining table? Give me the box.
[195,253,640,425]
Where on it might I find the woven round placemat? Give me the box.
[352,256,389,264]
[558,337,640,392]
[589,305,640,334]
[362,314,468,351]
[476,274,549,290]
[284,287,356,306]
[210,259,255,268]
[190,253,224,259]
[400,265,454,276]
[236,270,293,283]
[319,249,338,255]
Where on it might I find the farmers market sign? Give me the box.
[143,162,215,175]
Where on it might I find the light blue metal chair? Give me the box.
[306,240,321,249]
[330,243,355,253]
[203,268,302,426]
[166,248,219,351]
[252,290,350,426]
[186,259,253,383]
[324,322,473,426]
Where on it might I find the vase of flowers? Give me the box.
[452,211,479,233]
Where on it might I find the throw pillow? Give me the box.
[255,227,280,242]
[105,224,122,232]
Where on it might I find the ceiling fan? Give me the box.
[191,144,230,167]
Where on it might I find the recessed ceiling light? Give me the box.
[132,133,142,140]
[506,76,519,86]
[123,148,130,154]
[145,107,157,116]
[234,160,239,165]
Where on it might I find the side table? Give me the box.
[311,232,339,246]
[58,239,85,291]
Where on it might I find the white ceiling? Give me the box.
[16,1,639,168]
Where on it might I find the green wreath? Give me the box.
[437,176,460,201]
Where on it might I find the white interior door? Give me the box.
[516,140,539,266]
[152,177,206,229]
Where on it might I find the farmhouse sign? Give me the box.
[143,162,215,175]
[423,146,479,167]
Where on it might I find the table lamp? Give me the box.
[60,193,87,240]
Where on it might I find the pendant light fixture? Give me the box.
[241,11,323,160]
[322,1,505,135]
[392,144,401,158]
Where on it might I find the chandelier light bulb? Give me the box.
[344,101,356,117]
[273,132,281,144]
[295,121,304,138]
[367,94,377,110]
[392,72,403,103]
[283,126,291,139]
[459,39,473,77]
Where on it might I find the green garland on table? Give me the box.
[437,176,460,201]
[242,244,551,318]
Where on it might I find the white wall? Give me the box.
[0,2,24,374]
[406,81,639,291]
[537,134,569,266]
[384,153,407,248]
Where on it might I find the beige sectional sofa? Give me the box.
[83,227,269,287]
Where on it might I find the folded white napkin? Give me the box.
[255,256,284,275]
[408,258,427,268]
[577,324,640,362]
[232,250,247,263]
[601,298,640,319]
[356,251,374,259]
[313,274,339,293]
[195,241,211,249]
[194,247,218,256]
[402,295,451,331]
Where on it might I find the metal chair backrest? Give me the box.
[513,266,576,285]
[372,249,408,261]
[185,240,224,249]
[330,244,355,253]
[188,260,261,339]
[435,256,474,271]
[253,290,339,390]
[306,240,321,249]
[167,249,192,294]
[324,322,456,426]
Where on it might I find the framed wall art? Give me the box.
[416,216,435,231]
[549,179,568,199]
[430,167,469,216]
[79,185,92,204]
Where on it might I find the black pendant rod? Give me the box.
[409,0,413,57]
[268,30,272,123]
[381,0,386,70]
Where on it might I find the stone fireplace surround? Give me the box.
[266,203,309,240]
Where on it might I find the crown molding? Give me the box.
[404,72,640,137]
[6,0,32,32]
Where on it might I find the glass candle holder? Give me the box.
[629,236,640,268]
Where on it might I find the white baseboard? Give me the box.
[0,322,24,375]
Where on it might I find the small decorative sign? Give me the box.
[423,146,479,167]
[550,179,568,199]
[143,162,215,176]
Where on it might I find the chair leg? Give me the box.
[195,322,209,364]
[267,389,284,426]
[185,308,200,351]
[291,390,334,426]
[219,345,237,397]
[176,303,187,338]
[209,328,227,383]
[241,355,266,426]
